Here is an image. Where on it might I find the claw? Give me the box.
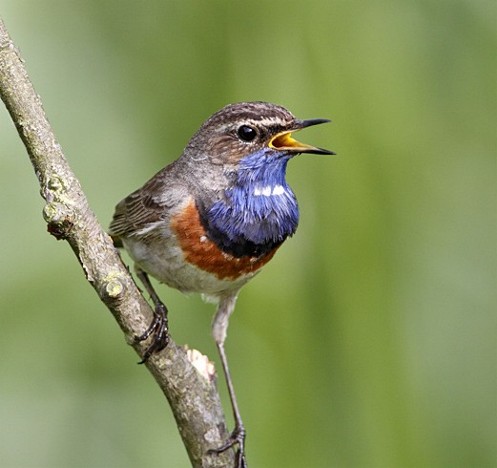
[136,302,169,364]
[208,425,247,467]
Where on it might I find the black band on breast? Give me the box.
[196,199,283,258]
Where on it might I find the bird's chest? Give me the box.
[124,199,275,296]
[128,158,298,295]
[199,165,299,258]
[171,200,279,282]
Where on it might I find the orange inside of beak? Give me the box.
[269,130,316,152]
[270,131,295,149]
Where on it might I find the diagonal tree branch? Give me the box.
[0,17,234,468]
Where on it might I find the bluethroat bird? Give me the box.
[109,101,333,466]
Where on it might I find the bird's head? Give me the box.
[184,101,334,166]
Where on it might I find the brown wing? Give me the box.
[109,163,184,241]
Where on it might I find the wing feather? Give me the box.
[109,164,183,241]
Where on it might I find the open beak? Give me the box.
[269,118,335,155]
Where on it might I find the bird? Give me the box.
[109,101,333,467]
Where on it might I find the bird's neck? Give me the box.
[200,149,299,258]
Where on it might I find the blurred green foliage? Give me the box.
[1,1,495,467]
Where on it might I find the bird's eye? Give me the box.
[237,125,257,142]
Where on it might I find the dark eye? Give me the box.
[237,125,257,142]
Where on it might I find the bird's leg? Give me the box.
[208,293,247,468]
[135,267,169,363]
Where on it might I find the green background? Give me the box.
[1,1,495,467]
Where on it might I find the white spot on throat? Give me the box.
[254,185,272,196]
[272,184,285,195]
[253,184,286,197]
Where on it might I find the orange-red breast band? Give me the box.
[171,200,278,280]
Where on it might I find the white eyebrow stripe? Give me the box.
[217,117,288,134]
[244,117,287,128]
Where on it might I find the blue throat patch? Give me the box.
[202,149,299,257]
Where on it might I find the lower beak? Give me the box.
[269,118,335,155]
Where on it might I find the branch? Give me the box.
[0,17,234,468]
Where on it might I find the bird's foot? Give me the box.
[136,302,169,364]
[209,425,247,468]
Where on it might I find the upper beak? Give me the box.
[269,118,335,155]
